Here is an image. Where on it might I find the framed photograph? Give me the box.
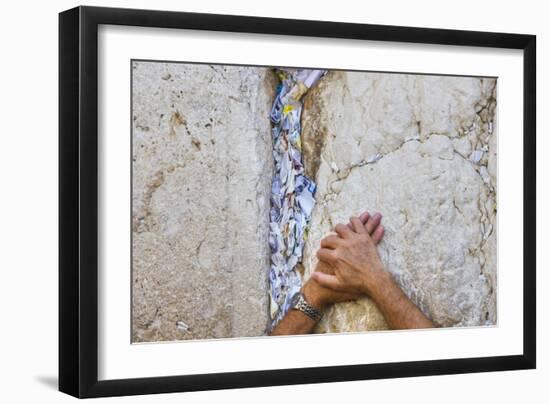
[59,6,536,398]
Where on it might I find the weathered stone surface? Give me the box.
[301,71,497,332]
[131,62,276,342]
[132,64,498,341]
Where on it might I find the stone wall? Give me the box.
[132,64,498,342]
[301,71,497,332]
[131,62,276,342]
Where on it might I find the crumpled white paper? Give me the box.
[268,68,326,328]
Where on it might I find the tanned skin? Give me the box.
[269,211,434,336]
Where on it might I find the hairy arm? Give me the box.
[363,270,434,329]
[269,280,326,336]
[313,216,434,330]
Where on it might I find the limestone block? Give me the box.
[301,71,497,332]
[131,62,276,342]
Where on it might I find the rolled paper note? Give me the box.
[267,69,326,329]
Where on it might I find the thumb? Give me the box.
[312,272,343,291]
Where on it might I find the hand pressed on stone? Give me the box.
[312,213,386,297]
[303,211,385,309]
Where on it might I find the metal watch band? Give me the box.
[291,292,323,322]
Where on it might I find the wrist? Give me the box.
[361,264,391,296]
[301,280,327,310]
[365,267,396,302]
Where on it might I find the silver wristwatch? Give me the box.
[290,292,323,322]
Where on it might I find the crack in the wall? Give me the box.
[267,69,327,328]
[133,169,165,233]
[301,73,332,180]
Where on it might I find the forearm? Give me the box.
[368,271,435,330]
[269,309,318,336]
[269,282,325,336]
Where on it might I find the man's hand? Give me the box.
[303,212,384,309]
[312,215,387,296]
[312,214,435,330]
[270,209,434,335]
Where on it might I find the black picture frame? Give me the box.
[59,5,536,398]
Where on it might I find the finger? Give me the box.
[333,292,363,303]
[346,211,370,229]
[311,272,344,291]
[372,224,385,245]
[350,216,367,234]
[315,260,335,275]
[365,212,382,234]
[320,235,341,249]
[359,211,370,224]
[334,223,353,239]
[316,248,337,264]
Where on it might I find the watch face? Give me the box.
[290,292,302,307]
